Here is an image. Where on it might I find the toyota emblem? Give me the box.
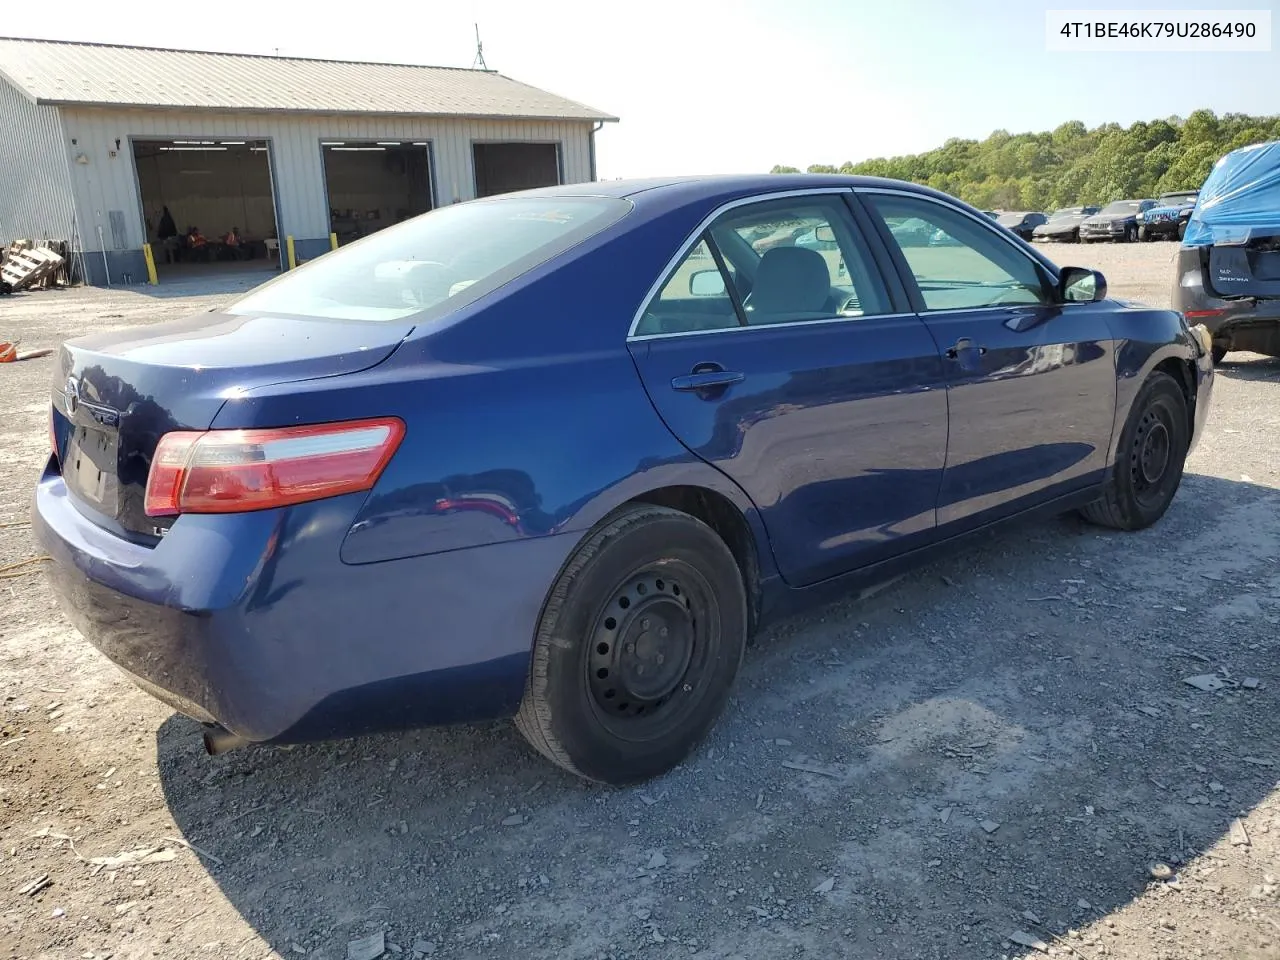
[64,376,79,416]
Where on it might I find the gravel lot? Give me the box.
[3,243,1279,960]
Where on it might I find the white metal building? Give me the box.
[0,38,616,284]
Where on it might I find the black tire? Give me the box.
[515,504,748,784]
[1125,224,1138,242]
[1178,221,1187,241]
[1079,372,1189,531]
[1138,225,1148,242]
[1211,344,1227,365]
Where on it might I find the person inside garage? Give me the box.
[156,205,179,263]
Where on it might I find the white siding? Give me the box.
[58,107,596,252]
[0,74,75,242]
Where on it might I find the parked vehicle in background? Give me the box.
[1174,141,1280,363]
[1033,206,1102,242]
[996,211,1049,240]
[1140,191,1199,241]
[981,210,999,219]
[887,216,935,246]
[33,174,1214,785]
[1080,199,1157,243]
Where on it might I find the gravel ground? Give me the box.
[2,244,1279,960]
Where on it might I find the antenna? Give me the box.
[472,23,487,70]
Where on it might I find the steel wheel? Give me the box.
[1079,371,1189,531]
[585,565,716,741]
[516,504,747,784]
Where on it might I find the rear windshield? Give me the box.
[228,196,631,322]
[1051,208,1083,218]
[1101,201,1141,214]
[996,213,1025,226]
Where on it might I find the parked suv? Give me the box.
[1140,191,1199,242]
[1173,141,1280,363]
[1080,199,1157,242]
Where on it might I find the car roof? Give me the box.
[512,173,945,204]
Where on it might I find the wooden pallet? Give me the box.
[1,246,65,291]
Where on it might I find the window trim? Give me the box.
[857,187,1064,316]
[627,187,907,342]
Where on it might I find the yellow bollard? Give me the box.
[286,236,296,270]
[141,243,158,285]
[329,232,338,252]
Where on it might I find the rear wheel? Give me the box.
[1079,372,1189,531]
[1212,344,1227,364]
[515,504,748,784]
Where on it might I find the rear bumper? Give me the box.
[32,461,576,744]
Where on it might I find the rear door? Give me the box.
[859,189,1117,534]
[627,190,948,587]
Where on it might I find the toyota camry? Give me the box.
[34,175,1215,784]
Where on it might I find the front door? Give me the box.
[861,191,1118,533]
[627,191,948,587]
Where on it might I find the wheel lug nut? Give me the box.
[626,643,635,654]
[636,665,645,675]
[641,618,650,630]
[659,627,669,638]
[656,654,665,665]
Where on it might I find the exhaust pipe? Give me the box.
[202,724,249,756]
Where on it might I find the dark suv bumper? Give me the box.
[1171,244,1280,356]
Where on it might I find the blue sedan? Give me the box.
[34,175,1215,784]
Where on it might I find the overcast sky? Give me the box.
[21,0,1280,178]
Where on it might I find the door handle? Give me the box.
[671,370,746,392]
[945,338,987,359]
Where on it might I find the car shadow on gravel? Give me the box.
[1216,355,1280,381]
[156,473,1280,960]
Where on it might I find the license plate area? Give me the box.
[64,422,120,516]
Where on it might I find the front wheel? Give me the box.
[1126,224,1138,242]
[515,504,748,784]
[1079,371,1189,531]
[1138,225,1148,242]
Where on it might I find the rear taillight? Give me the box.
[144,418,404,517]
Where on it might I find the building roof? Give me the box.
[0,37,616,122]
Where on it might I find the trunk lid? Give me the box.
[1208,237,1280,299]
[51,310,412,540]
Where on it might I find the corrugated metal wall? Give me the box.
[58,107,595,252]
[0,75,75,243]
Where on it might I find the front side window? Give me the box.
[634,194,890,336]
[864,193,1051,311]
[228,196,631,323]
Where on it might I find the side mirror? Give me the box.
[1059,266,1107,303]
[814,224,836,243]
[689,269,726,297]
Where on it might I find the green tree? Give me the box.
[774,110,1279,208]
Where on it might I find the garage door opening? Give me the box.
[322,142,433,246]
[473,142,561,198]
[133,139,281,280]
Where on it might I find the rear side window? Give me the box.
[228,197,630,322]
[634,194,891,337]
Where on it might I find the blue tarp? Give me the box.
[1183,140,1280,247]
